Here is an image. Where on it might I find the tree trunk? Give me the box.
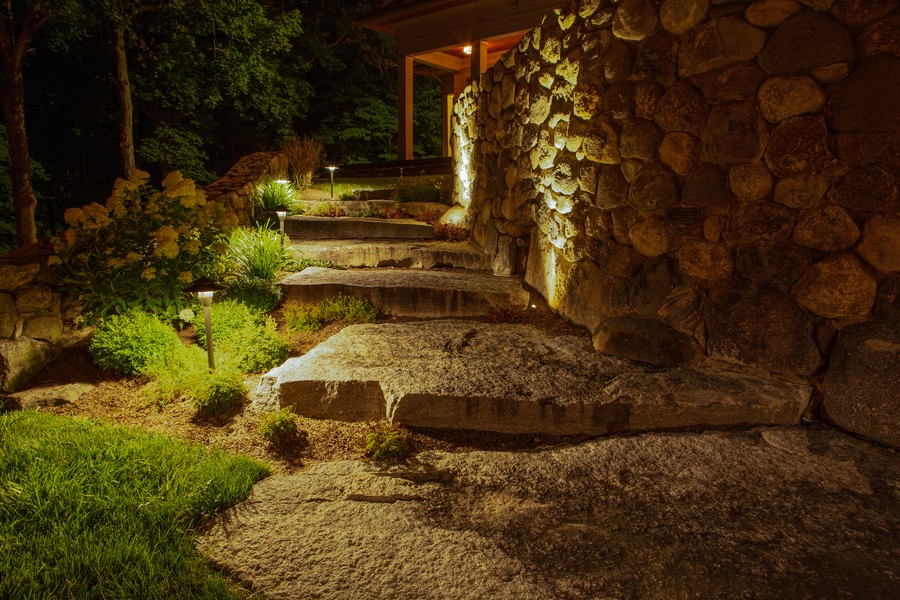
[0,50,37,246]
[114,27,136,176]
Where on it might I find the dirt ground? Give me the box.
[8,288,590,474]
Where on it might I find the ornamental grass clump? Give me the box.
[281,135,323,190]
[251,178,298,227]
[89,309,181,376]
[50,170,236,322]
[223,224,292,311]
[258,407,300,446]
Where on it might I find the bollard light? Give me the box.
[327,166,338,199]
[184,277,227,371]
[275,209,287,235]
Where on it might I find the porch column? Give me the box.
[441,74,455,158]
[398,54,414,160]
[470,40,488,84]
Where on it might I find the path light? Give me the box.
[184,277,227,371]
[275,209,287,235]
[327,166,338,199]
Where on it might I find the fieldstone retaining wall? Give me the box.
[203,151,288,225]
[449,0,900,446]
[0,245,79,391]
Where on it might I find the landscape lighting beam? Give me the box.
[327,166,338,199]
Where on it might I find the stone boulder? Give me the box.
[705,279,820,376]
[822,321,900,449]
[735,242,811,284]
[764,116,838,177]
[703,101,767,164]
[828,165,899,213]
[827,55,900,133]
[758,12,854,74]
[857,213,900,273]
[678,17,766,78]
[792,253,877,318]
[593,315,700,365]
[0,338,58,392]
[791,204,860,252]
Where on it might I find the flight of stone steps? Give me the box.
[256,202,813,438]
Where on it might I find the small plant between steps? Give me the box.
[258,406,303,447]
[363,425,411,462]
[284,295,378,332]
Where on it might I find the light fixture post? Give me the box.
[184,277,227,372]
[276,210,287,236]
[327,166,338,199]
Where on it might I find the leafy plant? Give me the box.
[225,224,292,281]
[307,203,345,218]
[224,275,283,313]
[258,407,300,445]
[144,344,245,413]
[218,317,290,373]
[89,309,181,376]
[49,171,235,322]
[339,191,356,201]
[433,222,469,242]
[252,178,298,227]
[197,299,263,347]
[281,135,323,190]
[364,426,411,462]
[417,208,443,225]
[0,411,267,599]
[284,294,377,333]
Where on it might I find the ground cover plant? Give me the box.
[258,407,301,446]
[284,295,378,332]
[364,425,411,462]
[89,309,181,376]
[50,171,236,322]
[0,410,268,599]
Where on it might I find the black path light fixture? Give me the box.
[327,166,338,199]
[184,277,227,371]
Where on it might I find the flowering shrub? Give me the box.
[49,170,238,321]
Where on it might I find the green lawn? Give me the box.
[0,411,269,599]
[305,175,448,203]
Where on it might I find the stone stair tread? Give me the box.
[290,239,490,271]
[280,267,529,317]
[285,216,433,240]
[252,321,812,436]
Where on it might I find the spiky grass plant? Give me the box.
[225,224,293,282]
[251,178,298,227]
[281,135,323,190]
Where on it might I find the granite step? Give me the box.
[279,267,530,318]
[251,321,812,436]
[290,239,490,271]
[285,216,433,240]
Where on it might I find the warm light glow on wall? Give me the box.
[463,45,473,55]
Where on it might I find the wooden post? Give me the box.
[398,54,414,161]
[441,75,455,158]
[470,40,488,84]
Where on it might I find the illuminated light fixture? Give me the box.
[463,44,472,55]
[326,166,338,199]
[184,277,227,371]
[275,210,287,236]
[274,179,290,185]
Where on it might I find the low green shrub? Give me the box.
[352,207,383,218]
[397,179,440,203]
[224,275,283,313]
[284,295,378,332]
[225,224,292,282]
[195,368,246,414]
[258,407,299,445]
[196,299,262,348]
[89,310,180,376]
[364,426,411,462]
[339,191,356,201]
[218,317,290,373]
[252,178,297,226]
[144,345,245,413]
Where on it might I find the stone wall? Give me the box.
[203,151,289,225]
[0,245,79,391]
[451,0,900,385]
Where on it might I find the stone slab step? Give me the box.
[279,268,529,318]
[290,239,490,271]
[285,216,433,240]
[251,321,812,436]
[296,200,447,218]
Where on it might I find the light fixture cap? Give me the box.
[183,277,227,295]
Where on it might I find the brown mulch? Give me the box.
[12,287,591,475]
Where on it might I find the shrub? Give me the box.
[284,295,377,333]
[224,275,283,313]
[251,178,297,227]
[195,368,246,414]
[307,203,345,218]
[144,344,245,413]
[89,309,180,376]
[339,191,356,201]
[383,208,413,220]
[49,171,235,322]
[352,207,383,218]
[433,222,469,242]
[396,179,440,203]
[258,407,299,445]
[196,299,262,347]
[364,426,411,462]
[417,208,443,225]
[281,135,323,190]
[225,224,292,281]
[218,317,290,373]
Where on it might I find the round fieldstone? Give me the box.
[23,315,63,344]
[744,0,802,28]
[628,163,679,211]
[629,256,680,319]
[593,315,700,365]
[660,0,709,35]
[828,165,899,213]
[612,206,640,246]
[621,159,644,182]
[596,165,629,210]
[705,279,820,376]
[791,204,860,251]
[764,116,837,177]
[729,163,774,200]
[792,253,877,318]
[0,263,40,292]
[703,101,767,164]
[559,259,629,331]
[690,61,765,104]
[676,239,734,280]
[659,132,700,176]
[735,242,812,284]
[822,321,900,449]
[0,293,15,338]
[758,12,854,74]
[629,217,674,257]
[612,0,659,42]
[830,0,898,28]
[634,80,666,120]
[757,75,826,124]
[620,120,663,161]
[726,200,796,243]
[827,55,900,133]
[704,215,726,242]
[810,63,850,85]
[874,275,900,320]
[678,17,767,78]
[588,240,644,279]
[773,176,829,209]
[602,39,635,83]
[653,81,709,132]
[14,284,55,313]
[602,82,635,120]
[682,164,728,207]
[581,119,621,164]
[857,213,900,273]
[857,15,900,58]
[633,31,678,86]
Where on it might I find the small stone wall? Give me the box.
[203,151,289,225]
[0,245,79,391]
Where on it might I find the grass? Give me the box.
[305,175,448,202]
[0,411,268,599]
